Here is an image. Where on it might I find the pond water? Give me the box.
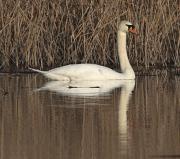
[0,74,179,159]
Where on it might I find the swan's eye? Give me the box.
[126,24,135,30]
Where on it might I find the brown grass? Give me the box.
[0,0,179,71]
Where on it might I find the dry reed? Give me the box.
[0,0,179,71]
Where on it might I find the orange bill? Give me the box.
[129,28,138,34]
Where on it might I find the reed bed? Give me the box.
[0,0,179,71]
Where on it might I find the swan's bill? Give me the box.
[128,27,138,34]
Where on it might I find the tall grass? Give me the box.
[0,0,179,71]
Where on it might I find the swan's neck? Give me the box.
[118,31,135,78]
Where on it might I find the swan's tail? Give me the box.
[29,68,46,74]
[29,68,70,81]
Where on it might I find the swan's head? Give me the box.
[119,21,138,34]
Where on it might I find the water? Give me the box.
[0,74,179,159]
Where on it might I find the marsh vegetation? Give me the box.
[0,0,179,71]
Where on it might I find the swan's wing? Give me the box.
[48,64,122,79]
[30,64,123,80]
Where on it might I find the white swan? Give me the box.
[30,20,137,81]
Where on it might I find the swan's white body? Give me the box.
[30,21,136,81]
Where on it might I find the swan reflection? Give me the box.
[37,80,135,97]
[117,80,135,154]
[36,79,135,156]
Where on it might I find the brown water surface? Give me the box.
[0,74,180,159]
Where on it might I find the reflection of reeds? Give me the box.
[0,75,180,159]
[0,0,179,71]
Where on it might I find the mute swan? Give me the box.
[30,20,137,81]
